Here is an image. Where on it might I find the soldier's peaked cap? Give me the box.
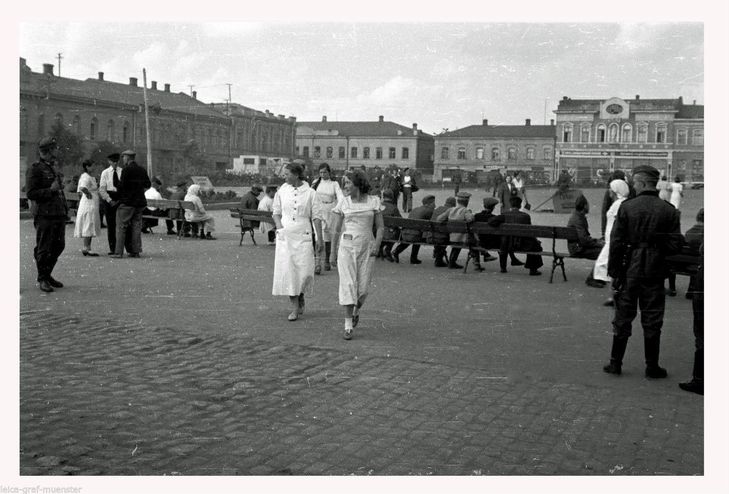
[632,164,660,180]
[121,149,136,157]
[456,191,472,199]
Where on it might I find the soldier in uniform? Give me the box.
[26,137,68,292]
[603,164,683,378]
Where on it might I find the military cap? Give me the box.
[421,194,436,204]
[444,197,457,206]
[456,191,472,199]
[121,149,136,157]
[632,164,660,180]
[38,136,57,150]
[107,152,120,161]
[483,197,499,208]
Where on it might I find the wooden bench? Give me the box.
[144,199,197,237]
[230,209,275,246]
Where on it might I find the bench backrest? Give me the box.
[233,208,275,225]
[147,199,195,210]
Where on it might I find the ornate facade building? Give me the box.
[295,116,434,173]
[554,95,704,183]
[19,57,295,181]
[434,119,556,183]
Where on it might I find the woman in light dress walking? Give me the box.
[329,170,384,340]
[670,176,684,210]
[73,159,101,256]
[272,162,320,321]
[656,175,671,202]
[311,163,344,274]
[592,179,630,306]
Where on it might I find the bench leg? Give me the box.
[239,230,244,246]
[463,252,470,273]
[550,256,566,283]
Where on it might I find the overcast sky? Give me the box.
[19,20,703,135]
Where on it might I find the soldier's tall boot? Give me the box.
[645,335,668,378]
[679,348,704,394]
[603,336,628,375]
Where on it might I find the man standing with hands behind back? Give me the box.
[26,137,68,292]
[98,152,122,254]
[110,150,151,258]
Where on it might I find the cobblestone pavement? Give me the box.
[17,218,704,476]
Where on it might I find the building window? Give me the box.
[122,122,130,143]
[402,147,409,159]
[637,125,648,143]
[313,146,321,158]
[350,147,358,158]
[72,115,81,134]
[475,147,484,160]
[441,147,449,160]
[526,147,535,160]
[295,146,300,156]
[326,146,333,159]
[676,128,687,145]
[90,117,98,140]
[375,147,383,159]
[608,124,619,143]
[303,146,309,158]
[543,146,552,160]
[107,119,115,141]
[389,147,396,159]
[339,146,345,159]
[692,129,704,146]
[562,124,573,142]
[457,147,466,160]
[656,126,666,144]
[363,147,370,159]
[491,147,500,161]
[597,124,606,143]
[622,124,633,143]
[507,147,517,160]
[581,125,590,143]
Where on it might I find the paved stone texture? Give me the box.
[18,192,704,476]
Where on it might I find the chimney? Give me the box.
[98,72,104,81]
[129,77,138,87]
[693,100,696,105]
[192,91,197,99]
[42,63,54,76]
[164,83,170,92]
[635,94,640,101]
[412,123,418,130]
[151,81,157,90]
[550,119,555,126]
[483,119,488,126]
[525,118,531,126]
[378,115,384,122]
[322,115,327,122]
[562,96,568,101]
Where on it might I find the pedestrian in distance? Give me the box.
[271,162,319,322]
[670,175,684,211]
[603,164,683,378]
[400,167,418,213]
[656,175,671,202]
[312,163,344,274]
[73,159,102,256]
[26,137,68,292]
[329,170,384,340]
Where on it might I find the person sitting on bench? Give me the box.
[568,194,605,287]
[142,177,175,235]
[497,195,543,276]
[184,184,216,240]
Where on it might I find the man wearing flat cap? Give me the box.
[110,150,151,258]
[98,151,123,253]
[26,137,68,292]
[391,194,436,264]
[436,191,477,270]
[603,164,683,378]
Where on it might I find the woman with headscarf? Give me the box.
[272,162,319,321]
[311,163,344,274]
[329,170,384,340]
[74,159,101,256]
[593,178,630,306]
[183,184,216,239]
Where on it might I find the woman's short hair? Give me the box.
[574,194,589,212]
[81,159,94,172]
[285,162,305,179]
[346,169,371,194]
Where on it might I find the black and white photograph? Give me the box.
[4,0,728,492]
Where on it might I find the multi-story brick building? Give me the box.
[295,116,434,174]
[434,119,556,184]
[554,95,704,184]
[19,57,295,182]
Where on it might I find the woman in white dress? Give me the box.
[593,179,630,305]
[73,160,101,256]
[329,170,385,340]
[312,163,344,275]
[272,162,320,321]
[257,186,277,244]
[670,176,684,210]
[656,175,671,202]
[184,184,216,239]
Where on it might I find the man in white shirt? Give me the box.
[98,152,123,254]
[142,178,175,234]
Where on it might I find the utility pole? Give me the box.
[188,84,195,96]
[57,53,63,77]
[225,83,233,167]
[142,68,153,178]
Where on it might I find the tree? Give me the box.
[48,121,84,173]
[89,140,120,166]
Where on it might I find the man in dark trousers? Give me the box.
[98,152,123,254]
[110,150,151,258]
[497,196,542,276]
[26,137,68,292]
[169,180,191,236]
[679,243,703,395]
[473,197,501,262]
[603,164,683,378]
[427,196,456,267]
[391,194,436,264]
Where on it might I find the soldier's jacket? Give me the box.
[608,189,683,279]
[25,158,68,217]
